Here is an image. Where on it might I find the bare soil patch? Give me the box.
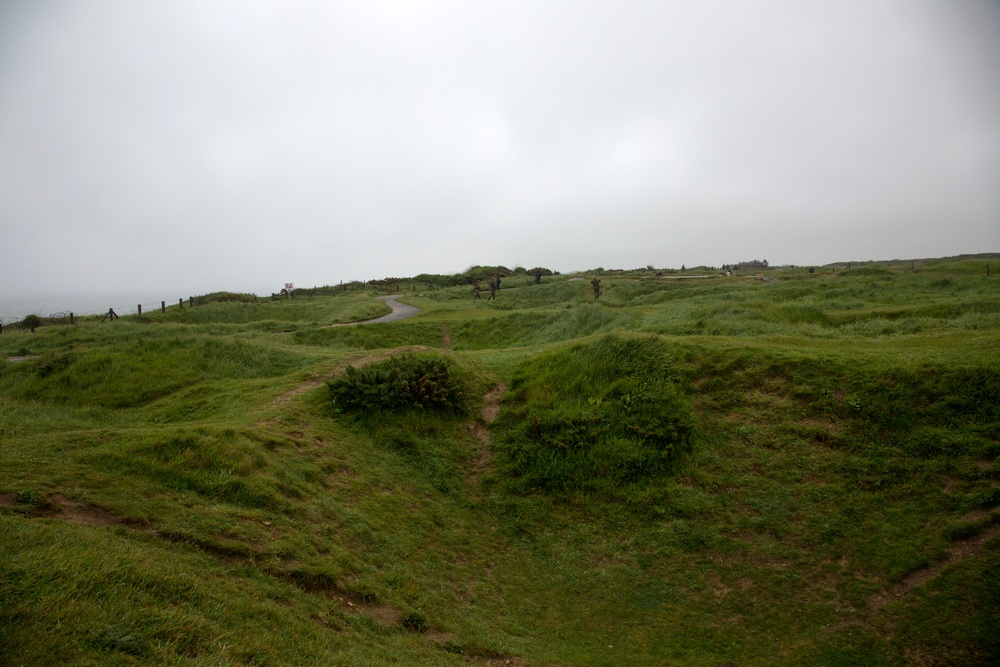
[4,493,129,527]
[424,631,457,647]
[45,494,123,526]
[468,382,505,476]
[481,382,505,424]
[327,591,402,626]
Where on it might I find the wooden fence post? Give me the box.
[70,313,75,325]
[161,301,166,313]
[189,297,193,307]
[137,304,142,316]
[179,298,183,309]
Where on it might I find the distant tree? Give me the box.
[22,314,41,333]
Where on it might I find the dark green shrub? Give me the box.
[21,314,42,332]
[327,354,469,414]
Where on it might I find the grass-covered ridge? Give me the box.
[491,335,696,502]
[2,257,999,666]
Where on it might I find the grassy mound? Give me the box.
[492,335,695,501]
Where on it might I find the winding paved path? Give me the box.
[327,294,420,327]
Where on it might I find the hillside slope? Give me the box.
[2,260,999,666]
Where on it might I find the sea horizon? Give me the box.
[0,288,270,323]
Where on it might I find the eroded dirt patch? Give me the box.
[467,382,506,482]
[3,493,130,527]
[481,382,505,424]
[47,494,123,526]
[332,593,403,626]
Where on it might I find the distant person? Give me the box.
[496,275,502,291]
[488,275,497,301]
[591,277,601,299]
[473,279,482,300]
[535,271,542,285]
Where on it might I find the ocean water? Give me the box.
[0,292,205,323]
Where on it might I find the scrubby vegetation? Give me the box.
[1,256,999,666]
[328,353,471,414]
[492,335,696,501]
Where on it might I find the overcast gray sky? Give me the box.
[1,0,998,298]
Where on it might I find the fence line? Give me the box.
[0,296,199,328]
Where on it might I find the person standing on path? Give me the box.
[591,276,601,299]
[488,275,498,301]
[473,279,482,300]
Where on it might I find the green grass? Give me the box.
[2,257,999,665]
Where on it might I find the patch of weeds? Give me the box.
[344,581,379,604]
[288,567,340,592]
[400,610,429,633]
[95,624,149,657]
[904,426,977,459]
[372,423,459,494]
[13,489,41,507]
[966,487,1000,511]
[241,651,270,666]
[36,352,76,378]
[943,513,1000,541]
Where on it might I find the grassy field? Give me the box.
[2,258,998,666]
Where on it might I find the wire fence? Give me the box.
[0,296,200,328]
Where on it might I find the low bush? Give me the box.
[327,353,469,414]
